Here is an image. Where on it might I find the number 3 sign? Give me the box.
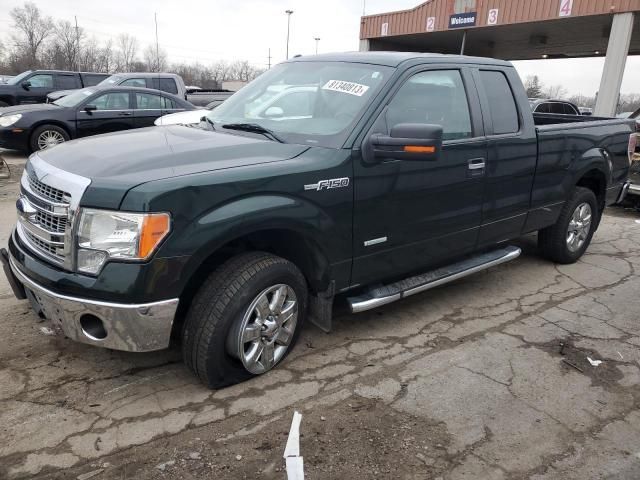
[487,9,499,25]
[559,0,573,17]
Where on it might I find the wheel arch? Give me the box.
[29,121,74,142]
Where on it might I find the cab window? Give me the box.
[28,74,54,88]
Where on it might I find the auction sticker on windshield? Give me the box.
[322,80,370,96]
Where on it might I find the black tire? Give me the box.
[182,252,308,388]
[539,186,599,264]
[29,124,70,152]
[0,101,9,108]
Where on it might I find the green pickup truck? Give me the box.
[2,53,635,388]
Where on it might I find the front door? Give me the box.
[18,73,54,104]
[351,67,487,286]
[76,91,134,138]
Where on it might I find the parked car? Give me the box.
[579,107,593,116]
[187,89,235,107]
[47,72,189,103]
[0,86,193,152]
[0,75,14,84]
[1,52,634,389]
[622,108,640,196]
[529,98,581,115]
[155,98,229,126]
[0,70,108,107]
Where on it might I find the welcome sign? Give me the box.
[449,11,477,28]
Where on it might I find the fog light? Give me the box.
[77,249,108,274]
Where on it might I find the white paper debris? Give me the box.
[618,351,624,359]
[587,357,603,366]
[284,411,304,479]
[39,326,55,336]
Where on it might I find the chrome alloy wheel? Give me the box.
[566,202,592,252]
[37,130,65,150]
[228,284,298,374]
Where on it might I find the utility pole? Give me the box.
[154,13,160,72]
[363,0,366,16]
[285,10,294,60]
[314,37,320,55]
[268,48,272,69]
[74,16,80,71]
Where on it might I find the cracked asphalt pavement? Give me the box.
[2,149,640,479]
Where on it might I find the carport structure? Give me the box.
[359,0,640,116]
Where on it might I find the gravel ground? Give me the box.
[2,148,640,480]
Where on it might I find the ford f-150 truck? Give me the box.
[2,53,635,388]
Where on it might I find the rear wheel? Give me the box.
[539,186,598,264]
[30,124,69,152]
[182,252,307,388]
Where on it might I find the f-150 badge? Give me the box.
[304,177,350,191]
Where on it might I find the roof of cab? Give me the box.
[288,51,512,68]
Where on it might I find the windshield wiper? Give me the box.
[221,123,284,143]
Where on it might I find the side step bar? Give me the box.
[347,246,521,313]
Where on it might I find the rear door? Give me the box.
[133,92,165,128]
[18,73,55,104]
[351,66,487,285]
[473,67,537,246]
[55,73,81,91]
[75,91,134,138]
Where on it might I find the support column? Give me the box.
[359,39,370,52]
[594,12,634,117]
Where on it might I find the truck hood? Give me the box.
[36,125,310,208]
[47,89,77,101]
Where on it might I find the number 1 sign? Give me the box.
[559,0,573,17]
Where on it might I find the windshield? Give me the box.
[207,61,393,148]
[7,71,32,85]
[53,88,96,107]
[97,75,123,86]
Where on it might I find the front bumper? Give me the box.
[2,247,178,352]
[0,127,29,151]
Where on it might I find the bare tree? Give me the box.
[542,84,568,100]
[10,2,54,67]
[143,45,167,72]
[115,33,138,72]
[55,20,83,70]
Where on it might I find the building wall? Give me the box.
[361,0,640,39]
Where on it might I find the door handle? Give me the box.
[118,111,133,116]
[467,158,486,170]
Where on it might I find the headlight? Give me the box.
[0,114,22,127]
[76,209,171,274]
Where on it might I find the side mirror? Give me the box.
[84,105,97,113]
[264,106,284,118]
[368,123,443,162]
[21,81,31,90]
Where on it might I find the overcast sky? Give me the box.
[1,0,638,96]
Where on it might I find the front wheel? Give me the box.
[182,252,308,388]
[30,124,70,152]
[539,186,599,264]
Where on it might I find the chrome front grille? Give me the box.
[28,173,70,203]
[16,154,91,270]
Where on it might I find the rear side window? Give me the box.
[479,70,519,134]
[563,103,578,115]
[161,96,177,109]
[83,74,108,86]
[57,74,81,89]
[152,78,179,94]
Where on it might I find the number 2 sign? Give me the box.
[487,9,499,25]
[559,0,573,17]
[426,17,436,32]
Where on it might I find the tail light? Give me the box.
[630,134,638,164]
